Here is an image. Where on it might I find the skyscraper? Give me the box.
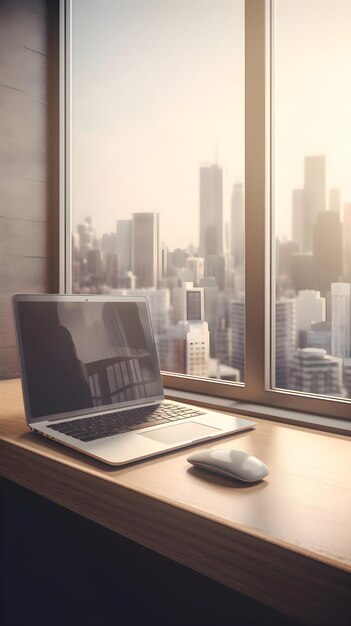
[313,211,343,296]
[295,290,326,347]
[228,298,244,382]
[231,182,244,266]
[204,254,225,290]
[343,203,351,282]
[331,282,351,359]
[186,256,204,286]
[116,219,132,275]
[132,213,159,288]
[303,155,326,252]
[199,164,223,257]
[161,283,210,377]
[289,348,341,396]
[329,188,341,217]
[275,298,296,389]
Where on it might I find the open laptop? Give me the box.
[13,294,255,465]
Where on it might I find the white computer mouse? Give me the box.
[187,448,269,482]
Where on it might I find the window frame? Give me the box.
[60,0,351,422]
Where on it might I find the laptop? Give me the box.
[12,294,255,465]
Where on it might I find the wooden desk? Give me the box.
[0,379,350,625]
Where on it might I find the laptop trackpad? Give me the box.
[139,421,221,445]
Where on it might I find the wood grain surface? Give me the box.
[0,0,59,379]
[1,378,350,624]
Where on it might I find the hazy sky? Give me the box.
[72,0,244,249]
[72,0,351,249]
[274,0,351,239]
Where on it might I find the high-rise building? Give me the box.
[186,257,204,286]
[161,243,168,277]
[275,298,296,389]
[342,358,351,397]
[331,282,351,359]
[132,213,159,288]
[156,324,187,374]
[199,276,220,357]
[313,211,343,296]
[116,220,132,275]
[231,182,244,266]
[77,217,95,260]
[329,188,341,217]
[343,203,351,282]
[158,283,210,377]
[199,164,223,257]
[204,254,225,290]
[306,321,331,354]
[291,253,315,292]
[183,284,209,376]
[303,155,326,252]
[292,188,304,251]
[295,290,326,347]
[86,248,101,275]
[277,240,299,281]
[105,253,118,288]
[289,348,341,395]
[101,232,117,261]
[228,298,244,382]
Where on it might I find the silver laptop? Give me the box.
[13,294,255,465]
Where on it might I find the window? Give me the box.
[272,0,351,402]
[69,0,245,386]
[62,0,351,422]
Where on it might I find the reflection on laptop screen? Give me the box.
[16,300,164,419]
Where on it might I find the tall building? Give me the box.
[101,232,117,261]
[343,203,351,282]
[329,188,341,217]
[342,358,351,397]
[228,298,244,382]
[289,348,341,396]
[132,213,159,288]
[331,282,351,359]
[199,276,220,357]
[156,324,186,373]
[159,283,210,377]
[231,183,244,266]
[116,220,132,275]
[295,290,326,347]
[303,155,326,252]
[292,188,304,251]
[277,240,299,281]
[204,254,225,290]
[186,257,204,286]
[183,284,209,376]
[199,164,223,257]
[275,298,296,389]
[77,217,95,260]
[291,253,315,292]
[86,248,101,275]
[313,211,343,296]
[306,321,331,354]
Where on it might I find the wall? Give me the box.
[0,0,59,379]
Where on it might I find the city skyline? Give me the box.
[72,149,351,398]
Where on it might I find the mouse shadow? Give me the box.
[187,466,269,490]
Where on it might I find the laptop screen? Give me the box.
[15,298,164,421]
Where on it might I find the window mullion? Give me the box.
[244,0,267,402]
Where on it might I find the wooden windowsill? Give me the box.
[0,378,350,624]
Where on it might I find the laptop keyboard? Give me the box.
[47,402,206,443]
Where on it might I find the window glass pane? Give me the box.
[71,0,244,383]
[273,0,351,399]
